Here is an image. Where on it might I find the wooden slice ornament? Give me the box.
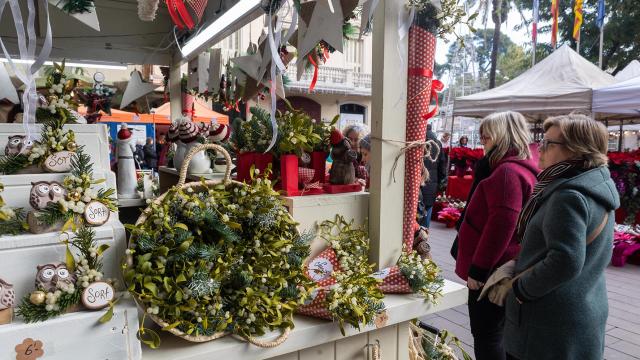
[84,201,110,226]
[43,150,75,173]
[81,281,115,310]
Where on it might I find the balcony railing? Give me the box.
[284,66,372,96]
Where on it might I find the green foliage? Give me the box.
[276,105,323,157]
[312,115,338,153]
[125,176,314,344]
[231,106,273,153]
[35,202,73,227]
[398,251,444,302]
[0,153,31,175]
[60,1,94,14]
[0,208,27,235]
[15,289,81,323]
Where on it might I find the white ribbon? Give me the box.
[394,3,414,107]
[0,0,53,141]
[327,0,334,13]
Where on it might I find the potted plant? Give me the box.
[310,115,338,183]
[275,107,323,196]
[231,106,274,183]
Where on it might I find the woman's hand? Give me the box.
[467,277,484,290]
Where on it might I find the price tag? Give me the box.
[43,151,75,173]
[15,338,44,360]
[84,201,110,226]
[372,268,391,280]
[81,281,115,310]
[307,257,334,282]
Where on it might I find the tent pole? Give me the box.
[619,123,623,151]
[450,115,455,148]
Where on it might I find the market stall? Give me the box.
[0,1,471,359]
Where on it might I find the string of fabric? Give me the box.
[369,136,440,185]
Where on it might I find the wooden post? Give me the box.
[169,53,183,120]
[369,0,407,269]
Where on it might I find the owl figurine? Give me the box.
[35,263,77,293]
[0,278,15,311]
[29,181,66,210]
[5,135,35,156]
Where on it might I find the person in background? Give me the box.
[504,115,618,360]
[134,139,146,169]
[441,132,451,149]
[455,111,539,360]
[343,124,366,156]
[357,135,371,189]
[143,137,158,170]
[420,124,448,228]
[459,135,469,147]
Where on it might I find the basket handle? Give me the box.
[178,143,232,187]
[243,327,291,348]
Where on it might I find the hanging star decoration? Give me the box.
[296,0,345,60]
[119,71,158,109]
[48,0,101,32]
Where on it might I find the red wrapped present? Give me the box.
[373,266,412,294]
[280,154,300,196]
[236,152,256,183]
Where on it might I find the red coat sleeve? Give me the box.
[468,167,527,281]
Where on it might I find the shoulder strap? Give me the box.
[514,212,609,281]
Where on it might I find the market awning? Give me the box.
[152,100,229,125]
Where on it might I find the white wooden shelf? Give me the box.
[0,300,141,360]
[0,222,127,300]
[118,198,148,208]
[141,280,467,360]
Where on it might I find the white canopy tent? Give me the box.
[614,60,640,82]
[593,75,640,116]
[453,44,615,121]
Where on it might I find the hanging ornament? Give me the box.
[48,0,101,31]
[120,71,158,109]
[138,0,160,21]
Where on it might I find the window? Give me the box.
[344,38,363,72]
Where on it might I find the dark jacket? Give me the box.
[456,155,539,282]
[505,166,620,360]
[143,143,158,169]
[134,144,145,167]
[420,131,448,208]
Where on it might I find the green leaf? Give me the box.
[98,304,115,323]
[65,243,76,272]
[174,223,189,231]
[143,282,158,296]
[162,321,182,331]
[96,244,110,256]
[138,327,161,349]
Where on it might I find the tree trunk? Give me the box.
[489,0,503,89]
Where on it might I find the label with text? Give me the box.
[84,201,110,226]
[43,151,75,173]
[81,282,115,310]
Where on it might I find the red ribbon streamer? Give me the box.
[308,54,319,92]
[175,0,195,30]
[408,67,444,121]
[166,0,185,30]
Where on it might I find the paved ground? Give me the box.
[421,222,640,360]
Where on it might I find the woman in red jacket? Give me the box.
[455,111,539,360]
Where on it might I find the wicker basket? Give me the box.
[128,144,291,346]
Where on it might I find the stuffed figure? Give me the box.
[329,129,357,185]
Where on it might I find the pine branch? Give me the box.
[35,202,72,227]
[61,0,94,14]
[16,289,81,323]
[71,146,93,179]
[0,208,27,235]
[0,154,31,175]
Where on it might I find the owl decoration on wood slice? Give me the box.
[0,278,15,310]
[35,263,77,293]
[5,135,36,156]
[29,181,66,210]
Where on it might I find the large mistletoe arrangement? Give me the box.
[16,226,109,322]
[36,148,116,230]
[231,106,274,154]
[0,117,77,175]
[125,172,314,346]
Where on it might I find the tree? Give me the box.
[496,43,530,85]
[489,0,510,88]
[513,0,640,74]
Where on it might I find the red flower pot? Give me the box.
[311,151,328,183]
[236,152,256,183]
[280,154,299,196]
[255,153,274,179]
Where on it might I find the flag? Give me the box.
[551,0,559,48]
[597,0,606,28]
[532,0,539,43]
[573,0,584,41]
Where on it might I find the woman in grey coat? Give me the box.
[504,114,619,360]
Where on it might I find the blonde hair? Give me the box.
[479,111,532,167]
[543,114,608,168]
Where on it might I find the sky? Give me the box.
[434,7,553,84]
